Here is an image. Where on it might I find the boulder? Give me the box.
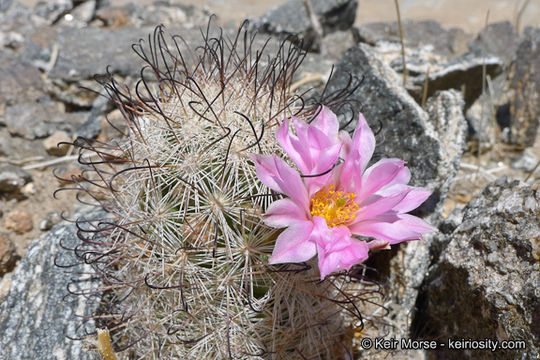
[0,210,103,360]
[509,26,540,148]
[415,177,539,359]
[254,0,358,51]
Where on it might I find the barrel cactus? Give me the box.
[61,22,425,359]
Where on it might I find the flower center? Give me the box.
[310,185,359,227]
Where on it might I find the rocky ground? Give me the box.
[0,0,538,359]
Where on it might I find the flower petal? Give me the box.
[349,213,436,244]
[263,198,308,228]
[357,158,406,201]
[376,184,432,213]
[311,217,369,279]
[268,220,316,264]
[311,105,339,138]
[250,154,309,209]
[276,118,310,173]
[355,189,411,221]
[338,113,375,193]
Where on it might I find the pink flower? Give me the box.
[252,106,436,279]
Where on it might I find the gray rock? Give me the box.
[47,26,149,81]
[511,148,539,174]
[255,0,357,51]
[39,212,62,231]
[355,20,472,58]
[46,26,205,81]
[0,52,45,106]
[76,94,111,139]
[57,0,95,28]
[0,164,32,194]
[327,45,467,351]
[415,178,539,359]
[0,0,14,12]
[4,102,85,140]
[468,21,519,64]
[509,26,540,148]
[410,53,503,108]
[33,0,73,24]
[0,211,103,360]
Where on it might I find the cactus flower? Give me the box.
[252,106,435,279]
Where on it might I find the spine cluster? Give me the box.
[60,22,383,359]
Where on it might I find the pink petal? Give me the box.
[351,112,375,173]
[263,198,308,228]
[268,220,316,264]
[276,118,310,173]
[355,189,411,221]
[349,213,436,245]
[357,159,406,201]
[311,105,339,139]
[251,154,309,209]
[311,217,369,279]
[376,184,432,213]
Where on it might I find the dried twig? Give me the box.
[394,0,407,85]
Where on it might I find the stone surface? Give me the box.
[410,53,503,108]
[0,234,17,276]
[42,131,72,156]
[57,0,95,28]
[327,45,467,354]
[509,26,540,148]
[33,0,73,24]
[255,0,358,51]
[0,210,103,360]
[4,102,84,140]
[0,164,32,194]
[39,212,62,231]
[415,178,539,359]
[468,21,519,64]
[511,148,540,175]
[0,52,45,107]
[355,20,472,58]
[4,211,33,233]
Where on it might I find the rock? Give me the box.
[409,53,503,108]
[57,0,95,28]
[33,0,73,24]
[355,20,472,58]
[94,3,134,28]
[42,131,72,156]
[511,148,539,174]
[4,102,84,140]
[0,234,17,276]
[5,211,33,234]
[46,26,203,81]
[0,210,103,360]
[464,73,512,151]
[255,0,358,51]
[327,45,467,351]
[468,21,519,64]
[465,94,497,151]
[76,93,112,139]
[415,178,540,359]
[0,52,45,106]
[509,26,540,148]
[39,212,62,231]
[0,164,32,194]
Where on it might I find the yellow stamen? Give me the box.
[310,184,359,227]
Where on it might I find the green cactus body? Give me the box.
[64,23,381,359]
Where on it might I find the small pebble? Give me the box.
[5,211,33,234]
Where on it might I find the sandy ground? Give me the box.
[19,0,540,33]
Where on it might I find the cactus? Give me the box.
[61,22,384,359]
